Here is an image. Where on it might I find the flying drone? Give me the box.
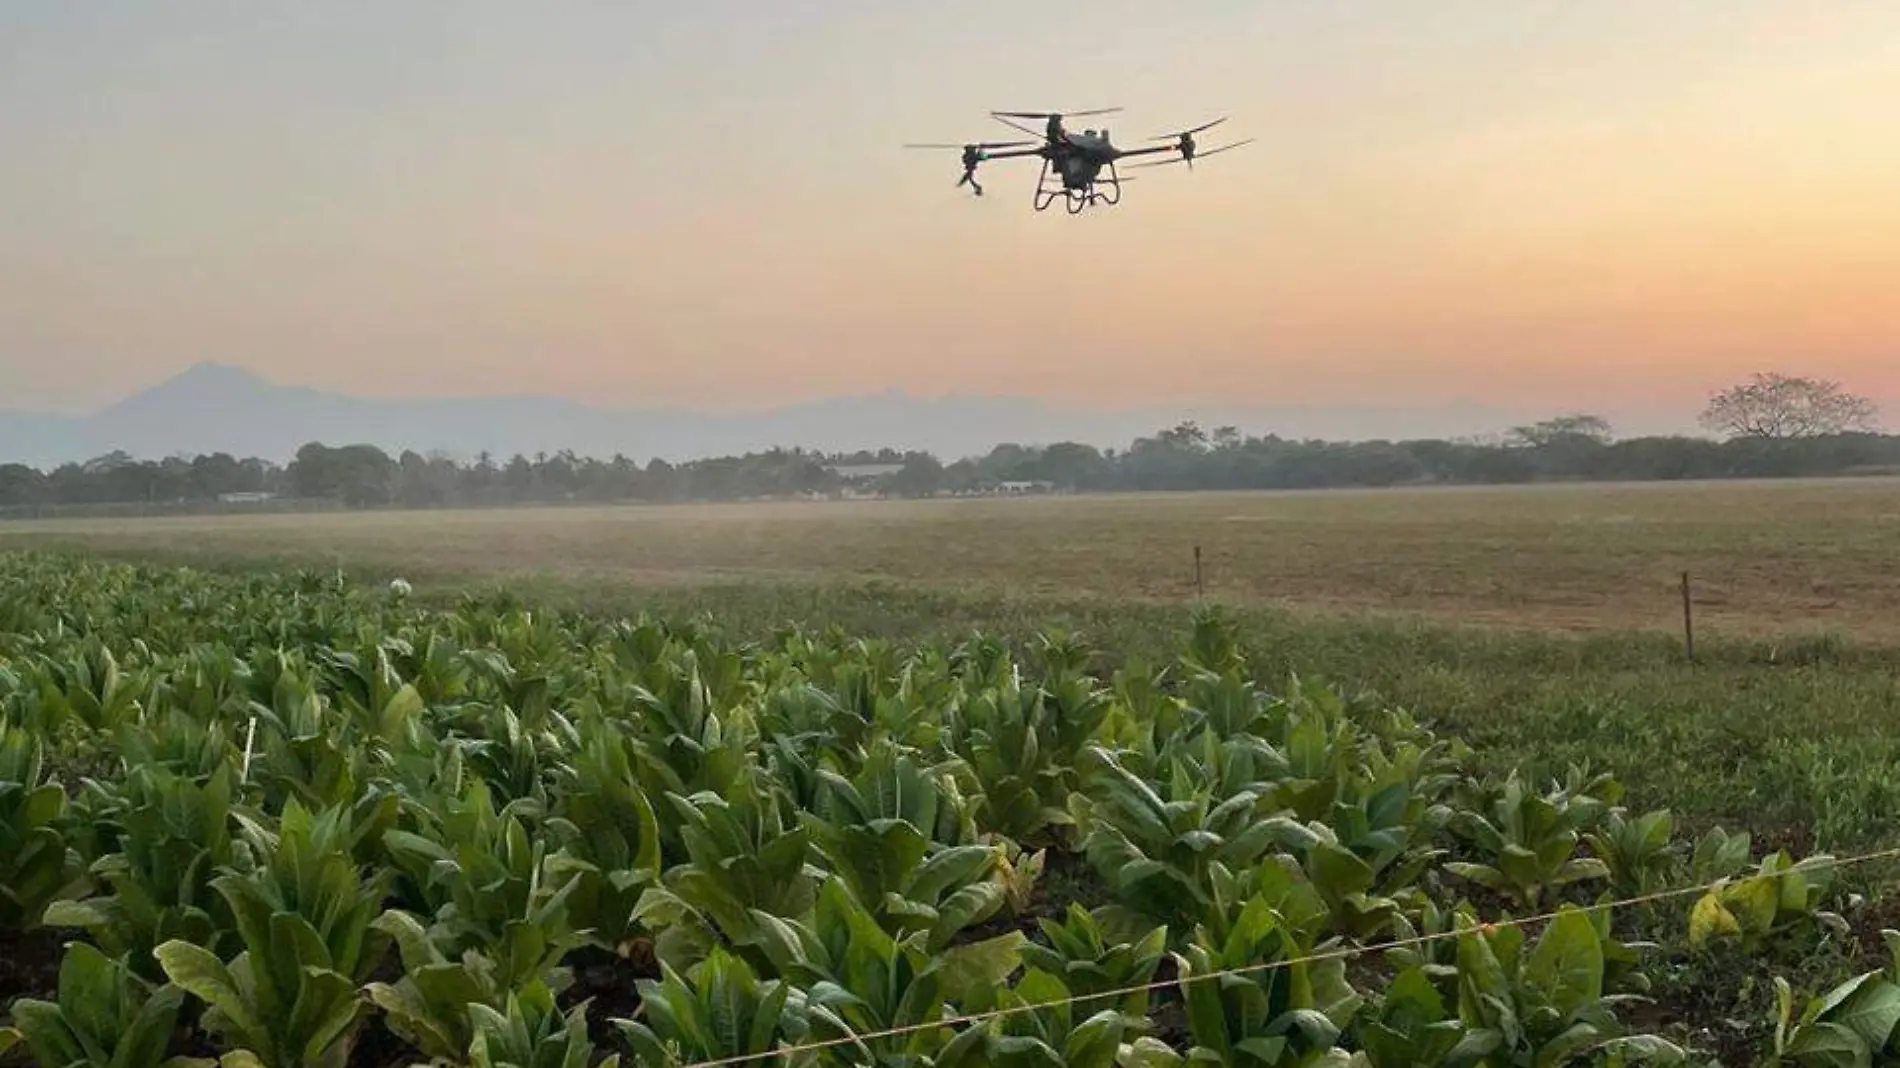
[905,107,1252,213]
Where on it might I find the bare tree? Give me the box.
[1698,372,1879,439]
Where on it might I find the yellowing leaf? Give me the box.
[1688,892,1740,949]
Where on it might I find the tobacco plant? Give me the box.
[1762,929,1900,1065]
[1,943,198,1068]
[9,553,1900,1068]
[1687,850,1845,955]
[467,980,611,1068]
[1017,903,1169,1023]
[1169,895,1362,1068]
[42,762,244,982]
[1443,772,1612,911]
[0,725,79,931]
[802,738,1004,950]
[542,721,665,955]
[611,946,810,1068]
[1445,908,1686,1066]
[154,800,394,1068]
[1070,739,1279,940]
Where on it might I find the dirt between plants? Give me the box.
[0,929,64,1067]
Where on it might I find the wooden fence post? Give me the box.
[1681,570,1695,663]
[1194,545,1205,599]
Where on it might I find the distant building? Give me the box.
[822,462,906,499]
[995,480,1054,495]
[217,491,277,503]
[825,462,906,481]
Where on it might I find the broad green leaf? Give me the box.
[1783,1020,1870,1068]
[153,941,264,1048]
[1830,980,1900,1050]
[938,932,1028,1005]
[1523,908,1603,1017]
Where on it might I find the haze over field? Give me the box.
[4,4,1899,458]
[2,362,1567,468]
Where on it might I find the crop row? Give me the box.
[0,552,1896,1067]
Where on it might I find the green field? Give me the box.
[7,478,1900,638]
[5,480,1900,1065]
[6,480,1900,847]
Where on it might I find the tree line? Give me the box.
[0,371,1889,513]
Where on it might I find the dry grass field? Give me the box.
[6,476,1900,640]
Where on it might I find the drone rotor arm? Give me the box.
[975,146,1046,161]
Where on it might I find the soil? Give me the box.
[1145,957,1190,1049]
[0,928,64,1012]
[953,846,1112,948]
[0,928,65,1065]
[347,1012,418,1068]
[560,944,660,1050]
[1844,892,1900,957]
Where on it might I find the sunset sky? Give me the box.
[3,2,1897,434]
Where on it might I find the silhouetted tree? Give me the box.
[1699,373,1879,439]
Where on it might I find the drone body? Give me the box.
[906,108,1251,213]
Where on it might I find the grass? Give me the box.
[6,478,1900,853]
[7,478,1900,637]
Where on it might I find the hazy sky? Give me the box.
[4,2,1898,431]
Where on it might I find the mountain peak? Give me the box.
[165,361,273,390]
[106,362,280,411]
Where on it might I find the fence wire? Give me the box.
[674,844,1900,1068]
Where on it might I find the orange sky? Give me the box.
[2,2,1897,433]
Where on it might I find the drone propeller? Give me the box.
[992,108,1122,144]
[1129,137,1255,170]
[1140,118,1232,168]
[903,140,1035,151]
[990,107,1121,119]
[988,113,1045,139]
[1147,116,1228,142]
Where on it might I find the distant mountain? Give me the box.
[0,362,1569,468]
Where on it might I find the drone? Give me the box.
[905,107,1252,213]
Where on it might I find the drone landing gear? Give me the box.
[1031,158,1063,212]
[1031,159,1125,213]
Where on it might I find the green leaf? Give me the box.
[1310,843,1376,901]
[1783,1020,1870,1067]
[938,932,1027,1005]
[40,899,110,928]
[1523,908,1604,1017]
[1442,863,1510,895]
[6,1001,78,1068]
[1593,1034,1690,1063]
[1120,1036,1185,1068]
[153,941,263,1050]
[1830,980,1900,1050]
[1234,1037,1287,1066]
